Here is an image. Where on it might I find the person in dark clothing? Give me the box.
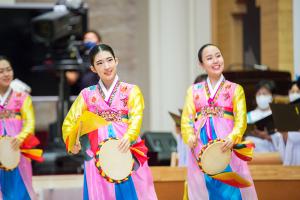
[66,30,102,94]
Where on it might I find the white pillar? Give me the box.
[148,0,211,131]
[294,0,300,79]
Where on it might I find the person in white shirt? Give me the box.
[289,79,300,104]
[245,80,277,152]
[246,79,300,165]
[276,79,300,165]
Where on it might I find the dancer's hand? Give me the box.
[71,142,81,154]
[11,138,21,151]
[221,138,234,152]
[187,135,197,148]
[119,135,131,153]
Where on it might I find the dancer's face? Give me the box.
[200,45,224,80]
[0,60,14,89]
[91,50,118,87]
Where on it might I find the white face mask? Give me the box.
[289,92,300,103]
[256,95,272,110]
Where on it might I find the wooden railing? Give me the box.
[32,165,300,200]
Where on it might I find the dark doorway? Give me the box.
[242,0,261,68]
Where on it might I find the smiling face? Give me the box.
[199,45,224,81]
[90,50,118,88]
[0,59,14,90]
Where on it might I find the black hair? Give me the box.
[0,55,11,66]
[89,44,116,66]
[84,30,102,43]
[0,55,9,62]
[255,80,276,94]
[290,78,300,89]
[194,74,207,84]
[197,43,218,63]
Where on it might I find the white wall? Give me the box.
[0,0,14,3]
[148,0,211,131]
[294,0,300,79]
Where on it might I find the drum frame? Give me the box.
[94,137,134,184]
[0,136,21,171]
[197,138,231,175]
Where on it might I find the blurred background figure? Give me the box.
[169,111,186,166]
[66,30,102,94]
[193,74,207,84]
[246,79,300,166]
[245,80,277,152]
[276,79,300,165]
[169,74,208,167]
[10,78,31,94]
[288,78,300,104]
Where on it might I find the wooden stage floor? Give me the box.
[32,165,300,200]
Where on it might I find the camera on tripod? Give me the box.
[31,1,87,64]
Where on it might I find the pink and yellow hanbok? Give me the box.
[62,76,157,200]
[181,75,257,200]
[0,87,36,200]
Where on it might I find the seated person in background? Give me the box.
[66,30,102,94]
[193,73,207,84]
[277,78,300,165]
[169,111,187,166]
[289,78,300,104]
[247,79,300,165]
[245,80,277,152]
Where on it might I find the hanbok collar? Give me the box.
[99,75,119,102]
[206,74,225,99]
[0,86,12,106]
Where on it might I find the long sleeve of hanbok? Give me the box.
[228,85,247,143]
[62,93,87,145]
[181,86,196,144]
[17,95,35,142]
[125,85,144,142]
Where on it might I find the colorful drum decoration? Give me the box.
[197,139,231,175]
[95,138,134,183]
[0,136,20,170]
[194,138,255,188]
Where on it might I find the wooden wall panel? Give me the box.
[212,0,294,76]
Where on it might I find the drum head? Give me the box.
[200,141,231,175]
[98,139,133,181]
[0,137,20,170]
